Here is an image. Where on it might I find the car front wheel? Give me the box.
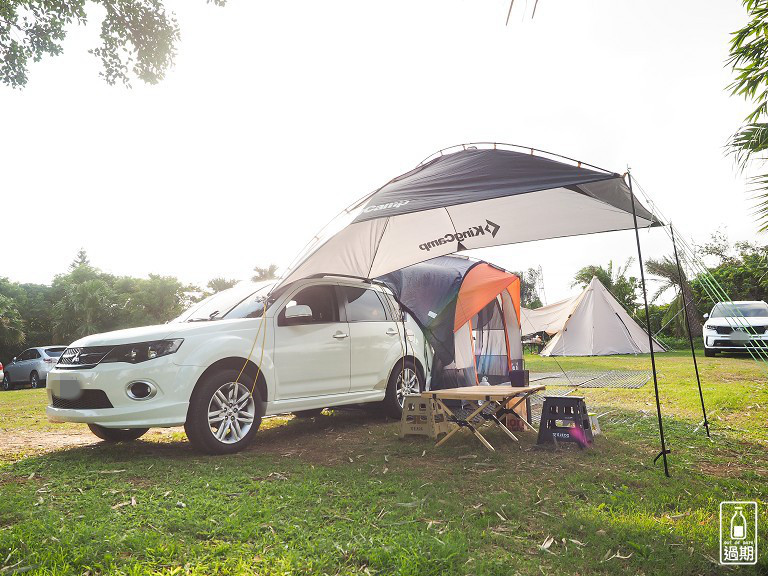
[2,375,10,391]
[88,423,149,442]
[383,360,423,419]
[185,369,263,455]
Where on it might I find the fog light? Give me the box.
[126,381,157,400]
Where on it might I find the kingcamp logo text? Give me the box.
[419,219,501,252]
[362,200,410,213]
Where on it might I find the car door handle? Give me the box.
[386,328,398,336]
[333,331,349,339]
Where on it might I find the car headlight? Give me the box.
[101,339,183,364]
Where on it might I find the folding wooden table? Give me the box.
[421,385,546,451]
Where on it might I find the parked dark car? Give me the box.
[2,347,66,390]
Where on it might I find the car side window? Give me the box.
[278,285,339,326]
[29,349,41,360]
[19,350,31,361]
[342,287,389,322]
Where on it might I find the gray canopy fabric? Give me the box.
[277,146,661,290]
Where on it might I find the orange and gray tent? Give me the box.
[377,256,522,390]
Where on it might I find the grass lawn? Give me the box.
[0,350,766,575]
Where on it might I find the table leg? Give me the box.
[488,409,519,442]
[433,399,462,447]
[434,398,496,451]
[493,393,537,432]
[502,394,539,432]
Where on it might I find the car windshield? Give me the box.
[173,281,275,323]
[711,302,768,318]
[45,348,66,357]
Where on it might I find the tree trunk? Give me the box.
[682,283,702,337]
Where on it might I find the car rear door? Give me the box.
[340,285,403,393]
[28,348,43,378]
[272,284,351,399]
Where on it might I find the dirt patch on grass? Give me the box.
[1,430,98,455]
[250,410,394,465]
[0,427,183,461]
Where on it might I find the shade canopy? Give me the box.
[521,276,666,356]
[277,146,661,290]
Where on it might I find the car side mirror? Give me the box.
[11,357,16,363]
[285,304,313,320]
[703,313,709,319]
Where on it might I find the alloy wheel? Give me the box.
[30,374,38,389]
[396,367,419,408]
[207,381,256,444]
[2,376,9,391]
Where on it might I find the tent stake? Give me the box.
[627,171,671,477]
[670,224,710,438]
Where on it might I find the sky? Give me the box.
[0,0,756,303]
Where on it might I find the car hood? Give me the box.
[706,316,768,327]
[67,318,267,347]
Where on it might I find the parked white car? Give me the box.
[46,278,429,453]
[703,300,768,357]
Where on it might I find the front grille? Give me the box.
[51,389,113,410]
[713,339,768,348]
[715,325,767,336]
[57,346,114,368]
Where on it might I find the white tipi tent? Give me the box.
[521,276,666,356]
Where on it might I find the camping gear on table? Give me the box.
[421,385,545,451]
[377,255,523,393]
[399,394,454,439]
[521,276,666,356]
[537,396,593,448]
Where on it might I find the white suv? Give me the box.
[46,278,428,454]
[703,300,768,357]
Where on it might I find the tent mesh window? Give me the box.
[474,299,515,384]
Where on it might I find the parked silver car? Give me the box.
[2,347,66,390]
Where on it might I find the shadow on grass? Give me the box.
[2,408,767,575]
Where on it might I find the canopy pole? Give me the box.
[627,171,671,477]
[670,224,710,438]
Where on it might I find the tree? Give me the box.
[70,249,91,269]
[513,268,543,309]
[571,258,639,311]
[207,277,238,294]
[691,234,768,312]
[727,0,768,231]
[252,264,279,282]
[645,255,702,337]
[0,294,25,346]
[119,274,190,325]
[0,0,224,89]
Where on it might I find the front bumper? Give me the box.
[46,358,205,428]
[704,332,768,352]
